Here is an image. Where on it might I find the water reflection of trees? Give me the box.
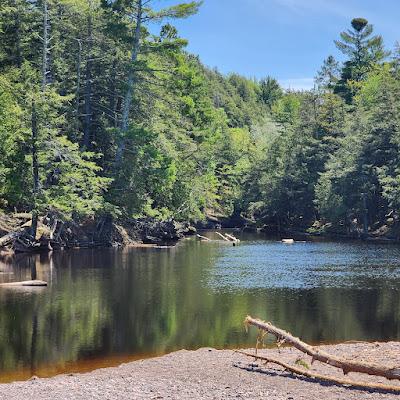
[0,242,399,376]
[0,252,110,375]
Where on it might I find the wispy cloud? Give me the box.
[279,78,315,91]
[252,0,398,42]
[250,0,358,20]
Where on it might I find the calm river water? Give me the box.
[0,232,399,381]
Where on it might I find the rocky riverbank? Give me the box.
[0,343,399,399]
[0,213,196,253]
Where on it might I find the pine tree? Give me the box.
[334,18,389,101]
[259,76,283,109]
[315,55,340,93]
[111,0,202,165]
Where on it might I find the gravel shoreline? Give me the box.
[0,342,399,399]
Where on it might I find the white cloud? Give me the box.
[279,78,315,90]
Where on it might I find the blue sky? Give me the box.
[157,0,400,89]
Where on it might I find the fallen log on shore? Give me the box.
[244,316,400,381]
[0,231,23,248]
[0,280,48,287]
[236,350,400,393]
[0,213,197,252]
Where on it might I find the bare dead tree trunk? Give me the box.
[15,3,22,68]
[362,192,369,236]
[75,38,82,131]
[115,0,143,165]
[245,316,400,381]
[41,0,50,91]
[237,351,400,393]
[109,57,119,128]
[82,14,93,149]
[30,0,50,238]
[31,100,39,239]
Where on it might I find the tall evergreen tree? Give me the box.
[334,18,389,101]
[111,0,202,165]
[259,76,282,109]
[315,55,340,93]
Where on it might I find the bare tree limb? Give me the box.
[245,316,400,381]
[236,350,400,394]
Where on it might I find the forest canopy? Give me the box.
[0,3,399,236]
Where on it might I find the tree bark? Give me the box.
[245,316,400,381]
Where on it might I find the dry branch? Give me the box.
[0,232,21,248]
[0,280,47,287]
[236,350,400,393]
[215,232,231,242]
[196,234,211,241]
[245,316,400,381]
[225,233,240,242]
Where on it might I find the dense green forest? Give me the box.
[1,1,400,236]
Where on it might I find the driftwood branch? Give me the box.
[215,232,231,242]
[245,316,400,381]
[0,231,22,248]
[196,234,211,241]
[225,233,240,242]
[0,280,47,287]
[215,232,240,243]
[236,351,400,393]
[197,232,239,244]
